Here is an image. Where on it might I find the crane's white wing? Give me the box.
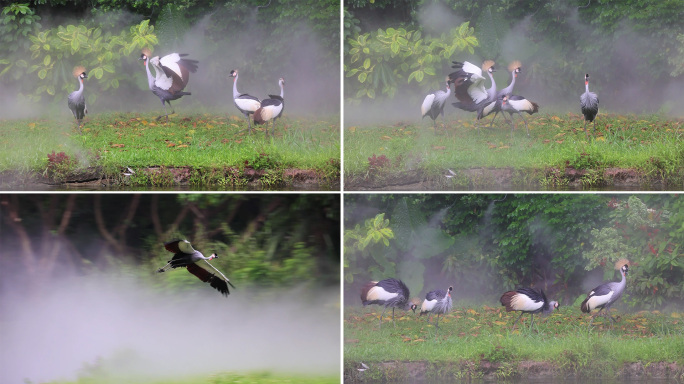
[177,239,195,254]
[510,292,544,312]
[468,77,488,104]
[200,259,235,288]
[421,93,435,116]
[462,61,483,77]
[159,53,184,79]
[508,98,535,112]
[235,97,261,113]
[366,285,398,301]
[150,58,174,91]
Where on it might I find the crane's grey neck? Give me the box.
[499,70,516,96]
[76,77,84,94]
[585,81,590,93]
[619,268,627,285]
[233,72,240,98]
[144,59,154,90]
[487,71,497,99]
[279,80,284,98]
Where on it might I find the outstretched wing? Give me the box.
[164,240,183,254]
[186,262,231,296]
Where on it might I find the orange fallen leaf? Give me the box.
[167,143,176,147]
[381,135,392,140]
[111,143,125,148]
[433,146,446,150]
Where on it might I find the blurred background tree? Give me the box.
[0,194,340,295]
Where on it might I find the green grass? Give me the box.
[0,112,339,187]
[345,112,684,189]
[344,304,684,379]
[42,371,339,384]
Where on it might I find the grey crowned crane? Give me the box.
[421,77,452,128]
[500,94,539,137]
[254,78,285,137]
[580,73,599,138]
[67,66,88,130]
[450,60,496,114]
[139,48,198,122]
[419,286,453,328]
[361,278,417,327]
[157,239,235,297]
[500,287,559,330]
[229,69,261,134]
[581,259,629,327]
[488,61,522,126]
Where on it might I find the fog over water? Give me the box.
[0,274,339,383]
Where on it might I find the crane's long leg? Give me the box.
[157,100,170,122]
[157,262,173,273]
[583,120,589,139]
[379,307,388,328]
[511,311,525,329]
[435,314,440,329]
[589,307,605,327]
[392,307,396,327]
[517,112,530,137]
[489,111,499,127]
[529,313,535,330]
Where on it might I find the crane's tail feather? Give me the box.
[360,281,377,303]
[580,297,591,313]
[499,291,517,312]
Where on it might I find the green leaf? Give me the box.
[363,58,370,69]
[358,72,367,83]
[37,68,47,79]
[43,55,50,66]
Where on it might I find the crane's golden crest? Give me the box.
[482,60,495,71]
[614,258,630,270]
[141,47,152,58]
[72,65,86,78]
[508,60,522,72]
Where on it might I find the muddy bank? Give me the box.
[344,166,675,191]
[344,360,684,382]
[0,166,339,191]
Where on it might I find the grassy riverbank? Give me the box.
[344,113,684,190]
[0,112,339,189]
[42,371,339,384]
[344,305,684,381]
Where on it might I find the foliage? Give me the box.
[1,194,340,290]
[44,150,76,181]
[344,213,395,284]
[0,3,41,79]
[584,195,682,308]
[21,19,157,102]
[345,22,478,100]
